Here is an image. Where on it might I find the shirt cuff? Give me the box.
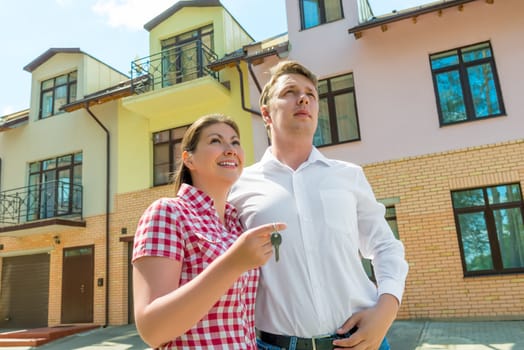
[377,278,405,304]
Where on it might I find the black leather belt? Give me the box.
[259,329,355,350]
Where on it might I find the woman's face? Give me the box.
[184,122,244,189]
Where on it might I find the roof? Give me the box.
[208,40,289,71]
[61,79,139,112]
[0,109,30,132]
[23,48,82,72]
[144,0,222,31]
[23,48,129,78]
[349,0,480,36]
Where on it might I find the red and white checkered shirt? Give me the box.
[133,184,259,349]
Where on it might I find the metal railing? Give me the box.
[0,180,83,225]
[131,40,219,93]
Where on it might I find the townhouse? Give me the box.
[0,48,129,327]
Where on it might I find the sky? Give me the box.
[0,0,430,117]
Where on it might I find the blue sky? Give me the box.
[1,0,429,117]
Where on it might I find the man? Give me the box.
[229,60,408,350]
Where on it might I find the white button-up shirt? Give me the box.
[229,147,408,337]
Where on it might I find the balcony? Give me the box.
[125,40,231,119]
[0,180,85,236]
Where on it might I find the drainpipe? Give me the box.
[85,104,110,328]
[235,62,261,116]
[247,60,263,93]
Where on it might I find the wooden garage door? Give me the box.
[0,253,50,328]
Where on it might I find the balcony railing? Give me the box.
[0,180,83,225]
[131,40,219,94]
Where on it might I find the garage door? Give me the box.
[0,253,50,328]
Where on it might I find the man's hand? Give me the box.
[332,294,399,349]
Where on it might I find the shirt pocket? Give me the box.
[319,189,358,242]
[190,231,226,265]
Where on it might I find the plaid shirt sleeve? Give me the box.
[132,197,184,262]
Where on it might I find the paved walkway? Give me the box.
[389,320,524,350]
[0,319,523,349]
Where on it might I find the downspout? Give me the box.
[235,62,261,116]
[85,103,110,328]
[247,60,263,93]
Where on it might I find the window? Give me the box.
[161,25,214,86]
[313,73,360,147]
[300,0,343,29]
[361,204,400,281]
[430,42,505,126]
[153,126,189,186]
[40,71,77,119]
[451,184,524,276]
[27,152,83,221]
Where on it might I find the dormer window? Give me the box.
[40,71,77,119]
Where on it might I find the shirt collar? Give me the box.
[260,146,331,169]
[178,183,238,221]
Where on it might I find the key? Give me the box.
[270,231,282,262]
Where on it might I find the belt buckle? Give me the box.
[311,334,331,350]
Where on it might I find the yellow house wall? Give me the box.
[113,5,258,194]
[117,91,256,194]
[364,140,524,320]
[0,103,119,217]
[83,55,129,94]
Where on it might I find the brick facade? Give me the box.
[364,139,524,319]
[106,140,524,323]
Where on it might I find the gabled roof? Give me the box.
[144,0,222,31]
[349,0,480,37]
[0,109,29,132]
[23,48,82,72]
[23,47,129,77]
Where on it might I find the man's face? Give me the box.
[263,73,319,140]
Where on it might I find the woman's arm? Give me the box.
[133,222,285,348]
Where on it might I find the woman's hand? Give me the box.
[226,222,286,271]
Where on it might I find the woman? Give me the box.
[132,114,284,349]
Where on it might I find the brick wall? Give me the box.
[364,140,524,320]
[108,184,175,325]
[106,140,524,323]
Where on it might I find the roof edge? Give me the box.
[23,48,82,72]
[349,0,479,35]
[144,0,222,31]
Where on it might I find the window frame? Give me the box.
[299,0,344,30]
[27,152,83,221]
[161,25,214,86]
[153,125,189,187]
[451,183,524,277]
[314,72,361,148]
[429,41,505,126]
[39,71,77,119]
